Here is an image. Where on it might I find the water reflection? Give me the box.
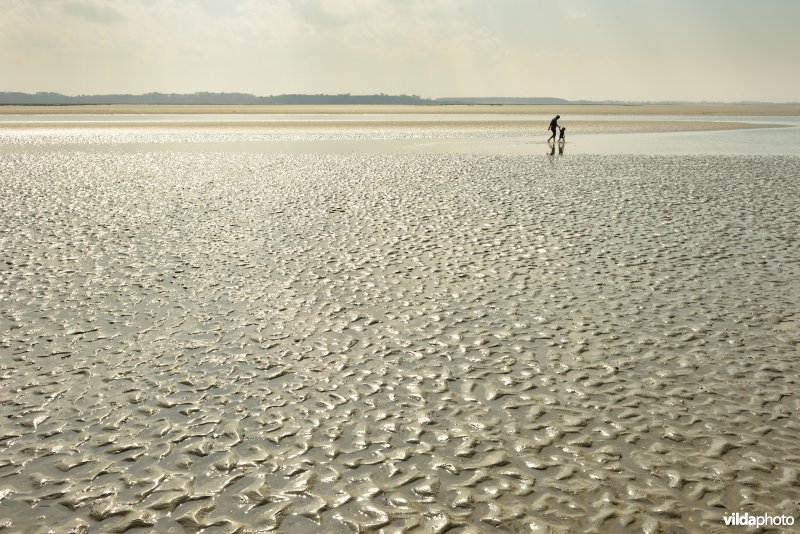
[547,139,566,156]
[1,116,798,157]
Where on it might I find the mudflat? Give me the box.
[0,122,798,532]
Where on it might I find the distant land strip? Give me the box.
[1,92,563,106]
[1,92,797,107]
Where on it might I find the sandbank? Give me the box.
[0,119,778,134]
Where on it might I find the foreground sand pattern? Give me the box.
[1,150,799,533]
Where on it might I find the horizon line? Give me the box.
[1,91,797,106]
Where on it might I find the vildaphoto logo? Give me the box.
[723,512,795,528]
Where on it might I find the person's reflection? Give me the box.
[558,139,565,155]
[547,141,556,156]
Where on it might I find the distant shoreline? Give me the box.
[2,104,800,116]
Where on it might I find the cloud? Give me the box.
[0,0,798,101]
[60,0,126,23]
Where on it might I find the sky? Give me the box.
[1,0,799,102]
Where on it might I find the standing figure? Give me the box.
[547,115,560,142]
[558,127,566,143]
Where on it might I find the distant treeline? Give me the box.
[2,92,793,106]
[435,97,569,105]
[0,92,431,105]
[0,92,574,106]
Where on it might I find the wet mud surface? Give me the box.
[1,147,799,533]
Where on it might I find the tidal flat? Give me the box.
[1,122,799,533]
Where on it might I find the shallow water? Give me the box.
[1,125,799,533]
[1,114,798,157]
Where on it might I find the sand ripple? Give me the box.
[1,150,799,532]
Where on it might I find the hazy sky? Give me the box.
[2,0,799,102]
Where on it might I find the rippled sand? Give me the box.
[1,141,799,532]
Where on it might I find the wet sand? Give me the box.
[0,119,778,135]
[1,124,799,532]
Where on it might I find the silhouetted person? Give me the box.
[558,126,566,142]
[547,115,560,142]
